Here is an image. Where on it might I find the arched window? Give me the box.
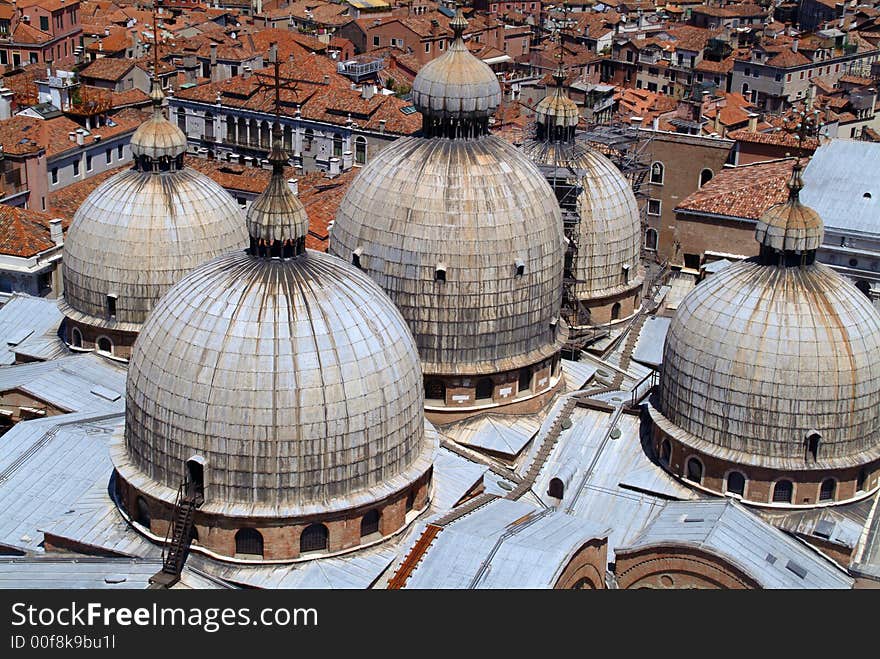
[204,111,214,141]
[235,528,264,557]
[225,115,235,143]
[773,480,793,503]
[435,265,446,282]
[805,432,821,462]
[355,136,367,164]
[685,457,703,484]
[304,128,314,151]
[741,82,750,97]
[333,133,343,157]
[283,125,293,151]
[699,168,714,188]
[237,116,246,144]
[300,523,329,554]
[819,478,836,502]
[727,471,746,496]
[518,368,531,393]
[548,477,564,499]
[176,107,186,132]
[650,161,664,184]
[70,327,82,348]
[645,227,658,251]
[475,378,494,400]
[259,121,270,149]
[856,280,872,299]
[858,468,868,492]
[360,509,380,538]
[611,302,622,321]
[96,336,113,355]
[135,496,151,529]
[425,379,445,401]
[658,439,671,466]
[406,490,416,513]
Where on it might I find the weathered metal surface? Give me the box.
[245,156,308,245]
[0,294,67,364]
[534,83,579,130]
[118,248,436,515]
[521,138,643,302]
[61,167,248,329]
[754,165,824,252]
[331,135,566,376]
[619,499,854,589]
[410,11,501,121]
[659,259,880,467]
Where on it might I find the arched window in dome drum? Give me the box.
[425,379,445,401]
[135,497,151,529]
[300,524,328,554]
[548,478,564,499]
[611,302,621,321]
[726,471,746,497]
[819,478,836,502]
[658,439,671,466]
[355,136,367,164]
[518,368,531,394]
[405,490,415,513]
[333,133,343,157]
[96,336,113,355]
[650,162,664,184]
[235,528,263,557]
[858,469,868,492]
[360,509,380,538]
[70,327,82,348]
[475,378,494,400]
[773,480,793,503]
[685,457,703,484]
[805,432,821,462]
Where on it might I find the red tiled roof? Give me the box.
[79,57,136,82]
[0,204,59,258]
[676,158,798,221]
[12,21,53,46]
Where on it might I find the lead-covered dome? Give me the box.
[653,163,880,497]
[411,9,501,134]
[114,126,436,517]
[331,134,565,376]
[59,82,248,337]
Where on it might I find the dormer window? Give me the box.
[515,259,525,277]
[107,294,117,319]
[352,247,364,270]
[435,263,447,282]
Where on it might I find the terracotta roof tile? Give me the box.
[0,204,58,258]
[79,57,137,82]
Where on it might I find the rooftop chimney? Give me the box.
[361,83,376,100]
[49,219,63,247]
[242,65,252,79]
[75,129,86,146]
[748,112,758,132]
[328,157,341,176]
[379,118,386,133]
[323,74,330,85]
[791,38,799,53]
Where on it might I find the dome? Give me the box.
[130,83,188,164]
[331,134,566,376]
[116,249,435,515]
[521,140,643,303]
[534,67,579,130]
[754,163,824,252]
[658,259,880,469]
[60,167,248,331]
[411,10,501,124]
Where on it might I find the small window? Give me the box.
[435,265,446,282]
[86,154,93,171]
[647,199,661,216]
[819,478,835,502]
[425,42,430,53]
[107,295,117,318]
[117,144,123,159]
[645,227,658,251]
[773,480,793,503]
[373,36,380,47]
[699,168,714,188]
[650,161,664,184]
[858,469,868,492]
[40,16,49,32]
[518,368,531,393]
[237,197,246,208]
[806,432,820,462]
[135,496,151,528]
[300,523,329,554]
[105,148,112,164]
[360,510,380,538]
[685,457,703,484]
[425,379,445,400]
[73,160,79,176]
[548,478,564,499]
[406,490,416,512]
[51,167,58,184]
[475,377,494,400]
[70,327,82,348]
[515,260,525,277]
[727,471,746,496]
[96,336,113,354]
[611,302,621,320]
[235,528,264,557]
[658,439,671,466]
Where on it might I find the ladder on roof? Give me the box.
[149,480,200,588]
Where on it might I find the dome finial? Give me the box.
[754,159,823,258]
[450,5,467,40]
[787,158,804,201]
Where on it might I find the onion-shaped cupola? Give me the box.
[534,64,579,143]
[58,74,248,360]
[651,160,880,507]
[411,9,502,137]
[331,8,567,422]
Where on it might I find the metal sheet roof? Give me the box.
[0,353,127,413]
[0,410,123,553]
[631,315,670,367]
[445,414,541,457]
[0,294,67,365]
[561,357,598,389]
[430,447,488,511]
[0,557,160,589]
[405,498,608,589]
[620,499,854,589]
[801,140,880,236]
